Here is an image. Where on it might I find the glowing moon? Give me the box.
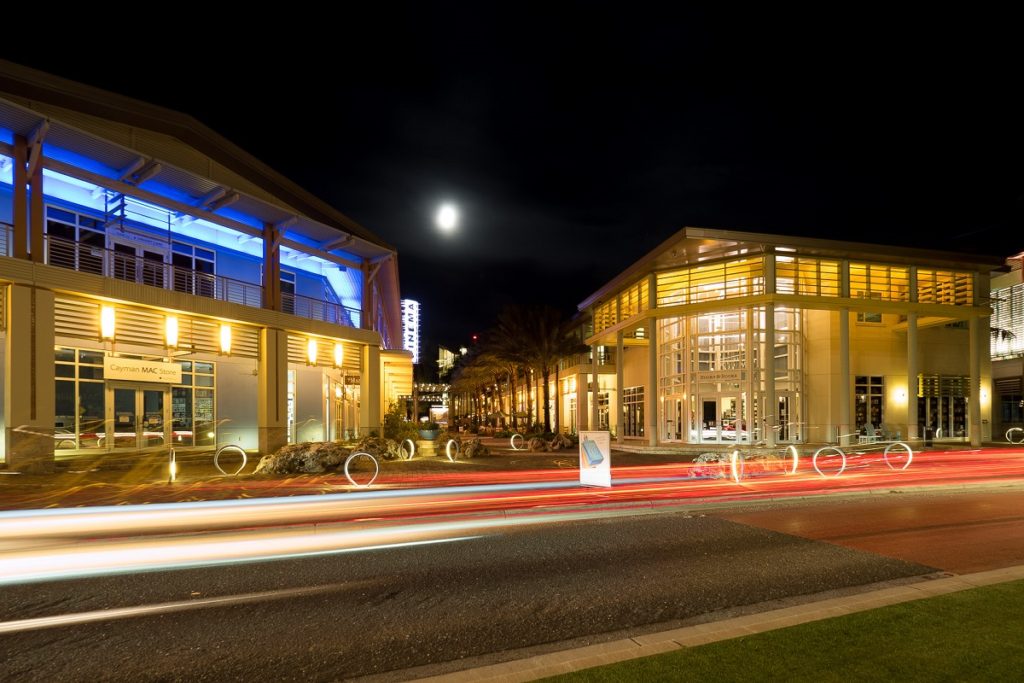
[436,204,458,233]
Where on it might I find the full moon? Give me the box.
[436,204,458,234]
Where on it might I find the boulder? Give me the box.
[354,436,405,460]
[254,441,351,474]
[528,436,548,452]
[462,437,489,459]
[549,433,574,450]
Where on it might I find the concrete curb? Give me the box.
[411,564,1024,682]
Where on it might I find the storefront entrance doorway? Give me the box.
[106,384,170,451]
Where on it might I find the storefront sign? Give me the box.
[699,370,743,382]
[103,356,182,384]
[578,430,611,488]
[344,375,361,385]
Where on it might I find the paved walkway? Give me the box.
[412,563,1024,682]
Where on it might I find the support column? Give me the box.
[4,284,55,471]
[590,344,600,431]
[765,303,776,448]
[257,328,288,455]
[12,136,28,260]
[262,223,282,311]
[361,260,374,331]
[907,312,919,441]
[969,316,982,447]
[647,321,658,446]
[615,330,624,443]
[29,158,44,263]
[361,344,382,438]
[839,308,851,446]
[576,371,587,432]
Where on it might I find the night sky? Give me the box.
[6,7,1023,370]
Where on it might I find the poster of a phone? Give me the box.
[578,430,611,487]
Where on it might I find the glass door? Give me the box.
[110,239,167,288]
[106,384,169,451]
[701,399,719,442]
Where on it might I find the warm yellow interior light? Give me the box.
[219,324,232,355]
[165,316,179,349]
[334,343,344,368]
[307,338,318,365]
[100,306,116,340]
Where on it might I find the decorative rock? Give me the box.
[548,433,574,450]
[528,437,547,452]
[354,436,404,460]
[462,437,489,459]
[254,441,351,474]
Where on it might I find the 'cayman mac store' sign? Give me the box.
[103,357,183,384]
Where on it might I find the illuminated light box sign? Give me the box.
[103,357,182,384]
[579,430,611,488]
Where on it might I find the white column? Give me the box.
[4,284,55,471]
[615,330,624,443]
[361,344,381,439]
[839,308,851,446]
[969,316,982,447]
[765,303,776,447]
[576,371,587,432]
[647,321,658,445]
[257,328,289,454]
[590,344,600,430]
[907,312,919,441]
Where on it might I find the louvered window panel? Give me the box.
[287,334,361,371]
[54,296,258,358]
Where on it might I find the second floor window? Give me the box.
[281,271,296,314]
[45,206,105,274]
[172,242,216,297]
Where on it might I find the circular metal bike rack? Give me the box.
[782,444,799,475]
[445,438,461,461]
[343,451,379,487]
[510,433,525,450]
[729,449,745,483]
[812,446,847,477]
[214,444,248,476]
[400,438,416,460]
[1006,427,1024,445]
[883,441,913,470]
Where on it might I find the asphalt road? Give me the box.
[0,497,945,682]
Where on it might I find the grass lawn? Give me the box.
[543,579,1024,682]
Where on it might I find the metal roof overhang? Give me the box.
[578,226,1008,311]
[0,96,393,263]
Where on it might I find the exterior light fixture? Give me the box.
[219,324,232,355]
[333,342,344,368]
[335,385,343,399]
[307,338,318,366]
[100,305,116,341]
[165,316,179,349]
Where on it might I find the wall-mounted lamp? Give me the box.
[333,342,344,368]
[165,316,179,349]
[335,385,343,399]
[219,324,232,355]
[100,305,116,341]
[897,389,907,400]
[307,338,318,366]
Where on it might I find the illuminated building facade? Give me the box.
[401,298,420,364]
[571,228,1002,448]
[991,253,1024,439]
[0,61,411,470]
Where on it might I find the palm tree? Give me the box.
[494,305,587,434]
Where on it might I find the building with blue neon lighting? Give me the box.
[0,60,412,470]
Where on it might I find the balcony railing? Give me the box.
[284,292,361,328]
[0,224,360,330]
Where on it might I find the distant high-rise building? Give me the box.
[401,299,421,364]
